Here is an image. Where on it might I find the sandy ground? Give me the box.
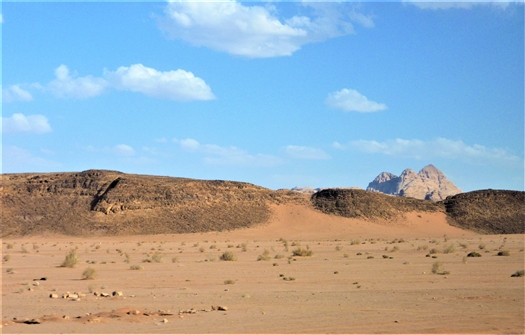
[1,204,524,334]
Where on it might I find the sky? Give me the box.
[1,1,524,192]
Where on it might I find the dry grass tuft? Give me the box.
[61,250,79,268]
[82,267,97,280]
[220,251,237,261]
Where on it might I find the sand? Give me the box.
[2,204,524,334]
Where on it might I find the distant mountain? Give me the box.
[366,165,461,201]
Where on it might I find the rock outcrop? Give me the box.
[366,165,461,201]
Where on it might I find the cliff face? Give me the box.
[366,165,462,201]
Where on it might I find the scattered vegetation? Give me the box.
[61,250,79,268]
[130,264,143,270]
[82,267,97,280]
[497,250,510,256]
[220,251,237,261]
[224,279,236,285]
[257,249,271,261]
[3,254,11,262]
[292,248,313,257]
[431,261,450,275]
[443,245,456,254]
[510,270,524,277]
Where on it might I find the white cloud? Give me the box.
[113,144,136,156]
[340,138,522,165]
[326,88,387,113]
[403,0,521,10]
[2,146,61,172]
[0,14,3,24]
[2,113,52,134]
[2,85,33,102]
[160,1,371,58]
[284,145,330,160]
[47,65,108,99]
[105,64,215,101]
[180,138,283,167]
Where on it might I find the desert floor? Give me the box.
[1,205,524,334]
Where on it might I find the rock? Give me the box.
[112,291,123,297]
[127,310,140,315]
[32,282,39,286]
[366,165,461,201]
[162,318,168,323]
[212,305,228,311]
[100,292,110,297]
[49,293,58,299]
[93,292,100,296]
[68,294,79,299]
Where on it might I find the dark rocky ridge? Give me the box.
[1,170,308,237]
[442,189,525,234]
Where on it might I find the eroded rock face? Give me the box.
[366,165,462,201]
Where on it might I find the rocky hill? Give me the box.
[366,165,462,201]
[442,189,525,234]
[2,170,522,236]
[1,170,308,237]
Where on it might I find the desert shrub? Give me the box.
[257,249,271,261]
[459,243,468,249]
[209,244,217,249]
[227,244,234,248]
[274,254,285,259]
[382,255,389,259]
[224,279,236,285]
[20,245,29,253]
[478,243,486,250]
[61,250,79,268]
[443,245,456,254]
[431,262,450,275]
[497,250,510,256]
[220,251,237,261]
[241,243,248,252]
[291,241,300,247]
[510,270,524,277]
[367,256,374,259]
[391,246,400,252]
[343,253,349,258]
[130,264,143,270]
[467,252,481,257]
[283,276,296,281]
[292,248,313,257]
[82,267,97,280]
[6,268,14,274]
[199,247,205,253]
[429,248,440,254]
[151,251,163,263]
[335,245,343,251]
[350,239,361,245]
[6,243,14,249]
[171,257,178,263]
[417,245,429,251]
[3,255,11,262]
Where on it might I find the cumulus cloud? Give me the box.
[46,65,108,99]
[113,144,136,156]
[105,64,215,101]
[2,85,33,102]
[284,145,330,160]
[326,88,387,113]
[180,138,282,167]
[336,138,521,165]
[403,0,520,10]
[2,113,52,134]
[160,1,372,58]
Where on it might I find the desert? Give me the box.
[1,171,524,334]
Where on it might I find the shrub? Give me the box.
[220,251,237,261]
[443,245,456,254]
[292,248,313,257]
[61,250,79,268]
[350,239,361,245]
[257,249,271,261]
[151,251,163,262]
[82,267,97,280]
[224,279,236,285]
[20,246,29,254]
[274,254,285,259]
[171,257,178,263]
[429,248,440,254]
[467,252,481,257]
[478,243,486,250]
[3,255,11,262]
[431,262,449,275]
[6,268,14,274]
[6,243,14,249]
[497,250,510,256]
[335,245,343,251]
[130,264,143,270]
[510,270,524,277]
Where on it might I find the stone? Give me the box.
[49,293,58,299]
[112,291,123,297]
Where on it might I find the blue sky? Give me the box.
[2,1,524,192]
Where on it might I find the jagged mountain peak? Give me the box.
[367,165,461,201]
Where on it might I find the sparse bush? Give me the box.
[292,248,313,257]
[274,254,285,259]
[82,267,97,280]
[199,247,205,253]
[431,262,449,275]
[478,243,486,250]
[20,245,29,254]
[459,243,468,249]
[291,241,300,247]
[335,245,343,251]
[224,279,236,285]
[497,250,510,256]
[6,243,14,249]
[209,244,217,249]
[3,255,11,262]
[443,245,456,254]
[61,250,79,268]
[171,257,178,263]
[510,270,524,277]
[367,256,374,259]
[391,246,399,252]
[130,264,143,270]
[429,248,440,254]
[467,252,481,257]
[350,239,361,245]
[257,249,271,261]
[417,245,429,251]
[151,251,163,262]
[6,268,14,274]
[220,251,237,261]
[343,253,349,258]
